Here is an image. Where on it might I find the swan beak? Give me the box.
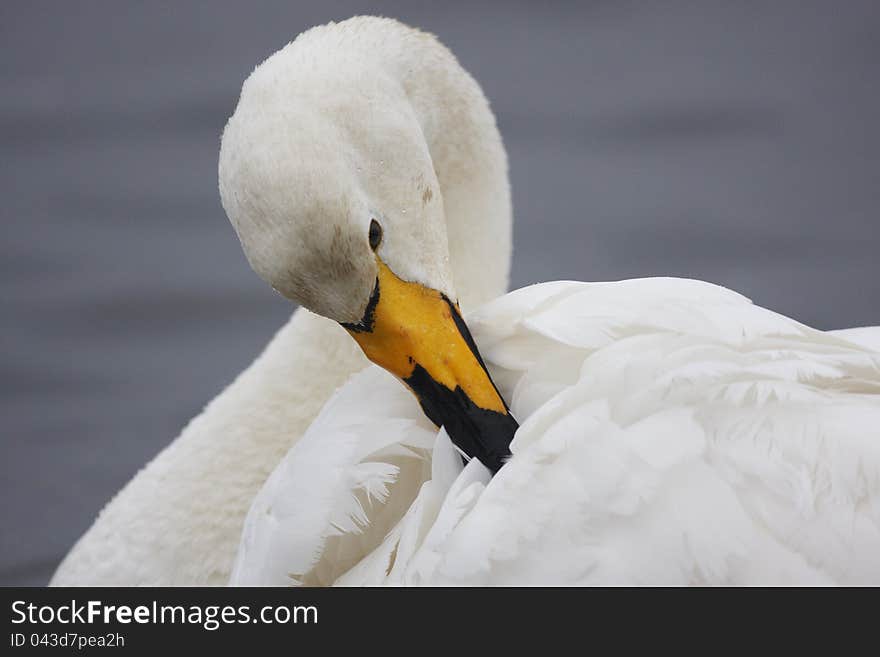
[342,259,517,473]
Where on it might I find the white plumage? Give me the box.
[52,16,880,587]
[233,279,880,585]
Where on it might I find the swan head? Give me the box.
[219,77,454,324]
[218,22,516,472]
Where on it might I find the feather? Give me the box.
[232,278,880,585]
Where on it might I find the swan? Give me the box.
[52,16,880,586]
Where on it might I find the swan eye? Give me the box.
[368,219,382,251]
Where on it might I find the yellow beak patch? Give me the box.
[341,258,517,472]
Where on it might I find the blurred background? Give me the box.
[2,1,878,585]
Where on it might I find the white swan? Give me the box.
[53,16,880,586]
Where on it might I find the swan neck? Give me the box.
[384,32,513,310]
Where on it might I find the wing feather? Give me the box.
[234,279,880,585]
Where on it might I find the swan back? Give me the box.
[234,278,880,585]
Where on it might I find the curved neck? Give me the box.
[402,57,512,310]
[345,18,513,310]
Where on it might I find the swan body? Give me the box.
[233,279,880,585]
[53,16,880,586]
